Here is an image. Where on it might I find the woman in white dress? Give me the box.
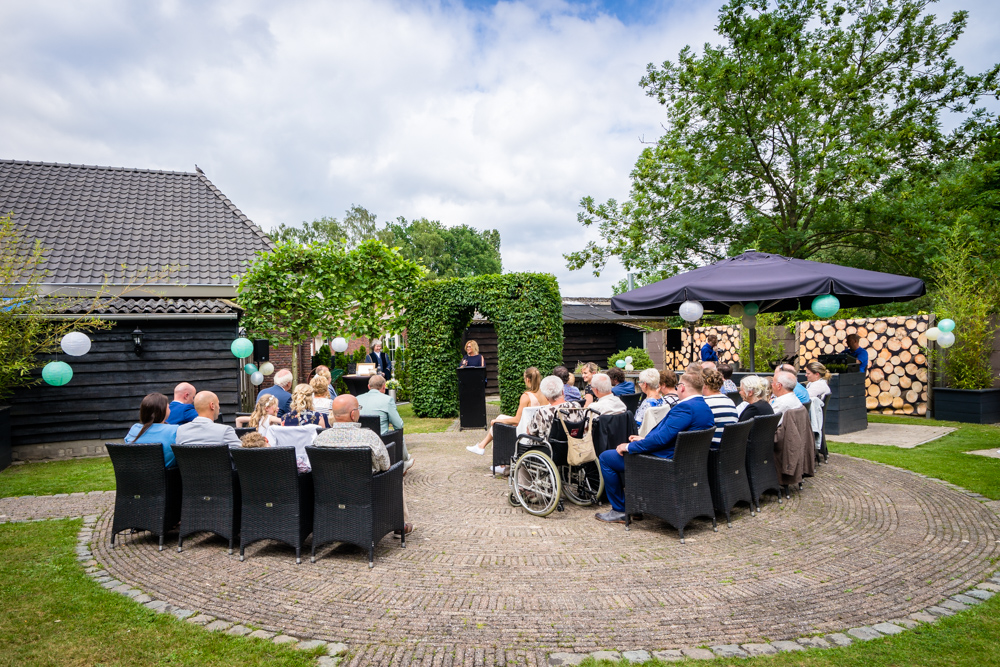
[805,361,832,402]
[466,367,549,456]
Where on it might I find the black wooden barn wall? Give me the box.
[9,319,240,447]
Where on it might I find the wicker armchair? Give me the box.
[105,443,182,551]
[493,423,517,470]
[619,392,642,415]
[306,446,405,568]
[359,415,381,433]
[230,447,313,564]
[818,399,829,463]
[707,420,755,526]
[744,414,783,512]
[235,427,256,439]
[381,429,404,466]
[622,427,717,543]
[171,444,240,554]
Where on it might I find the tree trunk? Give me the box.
[291,339,299,386]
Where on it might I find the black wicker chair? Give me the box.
[707,420,755,526]
[817,398,829,463]
[105,443,182,551]
[745,414,783,512]
[725,391,743,406]
[231,447,313,564]
[619,392,642,414]
[359,415,382,433]
[494,423,517,471]
[235,427,256,439]
[622,427,717,543]
[381,429,404,466]
[171,444,241,554]
[307,446,405,567]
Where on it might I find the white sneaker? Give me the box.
[466,445,485,455]
[490,465,508,475]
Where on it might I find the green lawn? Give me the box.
[0,518,322,667]
[0,457,115,497]
[397,402,453,434]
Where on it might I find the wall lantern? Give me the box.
[132,327,144,356]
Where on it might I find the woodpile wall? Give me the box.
[798,315,931,416]
[663,326,741,369]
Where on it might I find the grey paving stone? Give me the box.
[186,614,215,625]
[711,645,747,658]
[249,630,276,640]
[950,594,981,605]
[825,634,854,647]
[226,625,252,636]
[112,584,132,594]
[171,609,195,620]
[741,644,777,656]
[797,636,831,648]
[297,639,327,651]
[123,589,144,599]
[872,623,905,636]
[52,493,69,498]
[940,599,969,612]
[547,654,586,666]
[95,576,112,584]
[316,658,341,667]
[87,569,107,577]
[927,606,955,617]
[988,576,1000,584]
[887,618,919,629]
[976,582,1000,592]
[651,650,685,662]
[100,579,122,589]
[326,643,349,657]
[847,627,883,641]
[205,620,233,632]
[272,635,298,645]
[908,612,938,624]
[621,650,651,662]
[680,648,716,660]
[590,651,621,661]
[133,594,152,604]
[967,588,994,600]
[771,641,806,652]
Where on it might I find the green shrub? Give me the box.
[311,345,332,370]
[607,347,654,371]
[393,346,412,402]
[406,273,563,417]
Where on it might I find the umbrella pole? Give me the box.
[749,327,756,373]
[690,321,697,364]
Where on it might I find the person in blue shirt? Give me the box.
[258,369,293,417]
[595,373,716,523]
[607,367,635,396]
[124,393,178,468]
[701,334,720,363]
[845,333,869,373]
[552,366,582,402]
[165,382,198,425]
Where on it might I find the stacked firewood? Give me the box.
[663,326,741,369]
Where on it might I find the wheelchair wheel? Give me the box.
[562,461,604,506]
[512,451,561,517]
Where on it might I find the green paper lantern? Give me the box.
[811,294,840,319]
[231,337,254,358]
[42,361,73,386]
[938,318,955,333]
[744,302,759,316]
[615,359,626,368]
[244,363,258,375]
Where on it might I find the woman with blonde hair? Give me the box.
[737,375,774,419]
[236,393,282,433]
[310,375,333,414]
[466,367,548,460]
[580,361,601,407]
[805,361,832,401]
[281,383,330,427]
[460,339,484,367]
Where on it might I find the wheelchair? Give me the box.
[507,407,604,517]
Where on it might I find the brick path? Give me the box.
[0,490,114,523]
[36,433,1000,664]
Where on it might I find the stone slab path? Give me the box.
[967,448,1000,460]
[826,422,955,448]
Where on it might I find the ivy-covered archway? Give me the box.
[406,273,563,417]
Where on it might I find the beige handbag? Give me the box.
[557,410,596,466]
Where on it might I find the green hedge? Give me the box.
[608,347,654,371]
[407,273,564,417]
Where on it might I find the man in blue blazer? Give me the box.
[596,372,716,523]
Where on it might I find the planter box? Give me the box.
[0,405,10,472]
[933,387,1000,424]
[825,372,867,435]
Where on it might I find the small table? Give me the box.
[342,375,373,396]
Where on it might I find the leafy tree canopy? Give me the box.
[565,0,1000,288]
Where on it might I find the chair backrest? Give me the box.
[670,427,716,472]
[716,419,755,469]
[359,415,381,433]
[106,443,168,499]
[381,429,403,465]
[620,392,642,414]
[725,391,743,406]
[171,444,234,495]
[306,446,374,509]
[263,425,319,469]
[747,413,782,462]
[231,446,300,505]
[235,427,256,439]
[592,410,639,455]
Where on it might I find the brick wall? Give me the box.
[259,342,313,388]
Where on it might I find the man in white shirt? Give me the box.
[176,391,241,447]
[587,373,627,415]
[769,372,803,421]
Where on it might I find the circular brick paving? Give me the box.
[92,432,1000,665]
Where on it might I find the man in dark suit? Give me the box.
[366,340,392,379]
[258,369,293,417]
[595,372,716,523]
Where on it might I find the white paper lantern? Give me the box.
[259,361,274,375]
[728,304,744,318]
[925,327,940,341]
[60,331,91,356]
[331,337,349,353]
[624,364,634,371]
[624,356,633,364]
[250,371,264,385]
[937,331,955,348]
[742,315,757,329]
[679,300,704,322]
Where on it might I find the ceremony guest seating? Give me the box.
[493,423,517,471]
[707,420,755,526]
[171,444,240,554]
[106,443,182,551]
[619,392,642,415]
[775,407,815,497]
[380,429,404,466]
[592,412,637,456]
[231,447,313,564]
[235,427,256,439]
[307,446,405,568]
[725,391,743,406]
[622,427,717,543]
[745,414,782,512]
[818,400,829,463]
[359,415,381,433]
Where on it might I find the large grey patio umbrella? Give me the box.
[610,251,926,370]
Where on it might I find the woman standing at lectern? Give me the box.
[460,340,484,367]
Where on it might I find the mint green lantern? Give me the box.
[938,318,955,333]
[744,302,759,316]
[231,337,254,358]
[244,363,258,375]
[811,294,841,319]
[42,361,73,386]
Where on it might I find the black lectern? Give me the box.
[457,367,488,430]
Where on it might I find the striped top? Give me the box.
[703,394,739,447]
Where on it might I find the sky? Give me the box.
[2,0,998,296]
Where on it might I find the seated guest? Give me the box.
[701,334,720,363]
[358,375,403,434]
[366,340,392,378]
[281,384,331,428]
[701,360,718,371]
[770,372,804,419]
[607,367,635,396]
[552,366,582,403]
[719,364,738,394]
[236,393,282,433]
[845,333,870,373]
[805,361,832,402]
[778,364,811,404]
[528,375,582,439]
[467,367,548,455]
[658,370,680,409]
[587,373,627,415]
[314,395,412,536]
[596,372,715,523]
[702,369,738,447]
[311,365,338,399]
[459,339,484,367]
[580,362,600,407]
[634,368,664,427]
[166,382,198,425]
[684,361,704,375]
[124,393,178,467]
[240,431,268,448]
[737,375,774,419]
[311,375,333,415]
[258,369,294,417]
[176,391,241,447]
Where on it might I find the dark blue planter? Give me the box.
[933,387,1000,424]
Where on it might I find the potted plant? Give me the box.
[386,378,402,402]
[930,234,1000,424]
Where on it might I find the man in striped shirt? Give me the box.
[701,369,739,448]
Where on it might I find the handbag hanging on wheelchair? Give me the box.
[557,411,596,466]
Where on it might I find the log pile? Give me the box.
[798,315,931,416]
[664,326,741,369]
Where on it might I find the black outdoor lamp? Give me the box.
[132,327,144,356]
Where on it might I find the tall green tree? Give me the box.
[565,0,999,284]
[381,217,502,279]
[271,204,381,248]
